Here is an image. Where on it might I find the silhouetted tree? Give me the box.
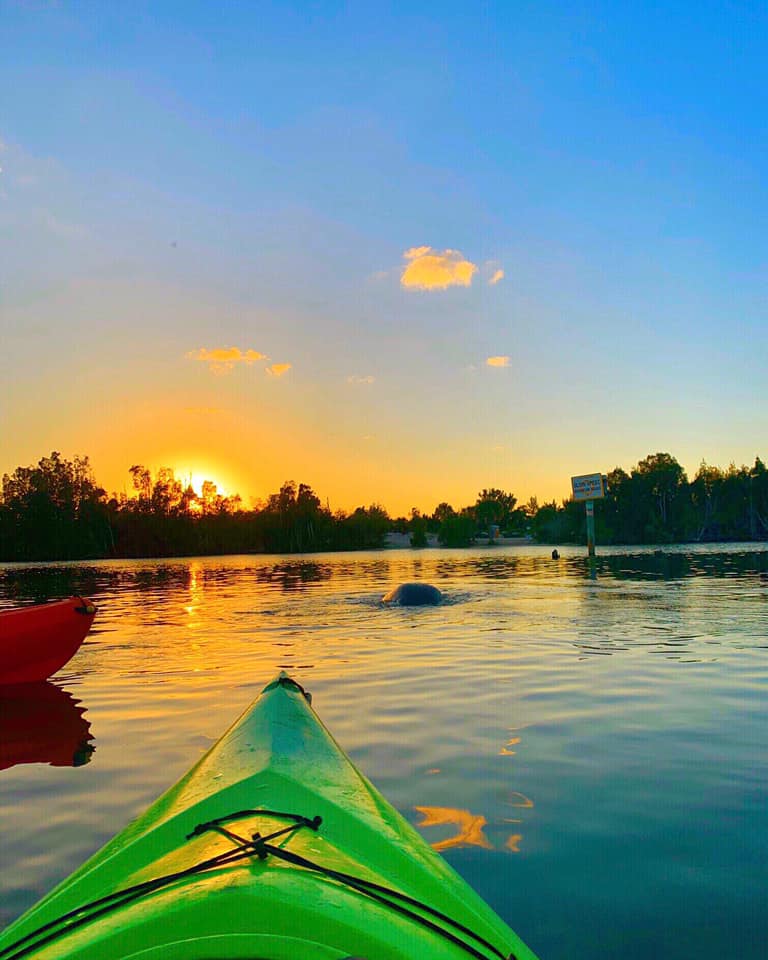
[632,452,688,541]
[339,504,391,549]
[437,511,476,547]
[0,452,109,559]
[474,488,517,532]
[409,508,428,548]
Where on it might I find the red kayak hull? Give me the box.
[0,597,96,684]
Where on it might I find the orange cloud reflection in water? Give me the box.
[504,791,534,809]
[414,806,493,852]
[499,735,521,756]
[416,728,536,856]
[505,834,522,853]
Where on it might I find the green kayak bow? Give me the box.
[0,674,540,960]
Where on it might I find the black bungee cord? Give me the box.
[0,809,517,960]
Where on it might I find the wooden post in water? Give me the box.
[585,499,596,557]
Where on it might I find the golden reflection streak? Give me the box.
[180,562,213,675]
[185,562,203,625]
[415,806,492,852]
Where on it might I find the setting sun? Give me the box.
[180,471,228,498]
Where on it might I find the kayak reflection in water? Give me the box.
[0,681,94,771]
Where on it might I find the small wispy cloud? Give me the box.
[38,211,88,239]
[266,362,292,377]
[486,356,510,368]
[347,375,375,385]
[187,347,268,374]
[482,259,505,286]
[400,246,478,291]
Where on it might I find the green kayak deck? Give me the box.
[0,674,540,960]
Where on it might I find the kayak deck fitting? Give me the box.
[0,673,540,960]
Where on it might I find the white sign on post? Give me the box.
[571,473,605,501]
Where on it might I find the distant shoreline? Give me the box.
[3,451,767,562]
[2,539,768,567]
[383,532,533,548]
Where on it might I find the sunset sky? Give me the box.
[2,2,766,515]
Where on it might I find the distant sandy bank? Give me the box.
[383,533,532,548]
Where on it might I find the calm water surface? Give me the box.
[1,544,767,959]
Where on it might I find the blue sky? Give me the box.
[1,1,766,512]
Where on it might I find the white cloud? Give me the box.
[347,375,375,384]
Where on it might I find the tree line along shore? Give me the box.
[1,451,767,562]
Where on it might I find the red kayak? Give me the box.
[0,597,96,684]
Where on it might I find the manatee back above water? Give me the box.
[382,582,443,606]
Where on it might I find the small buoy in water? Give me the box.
[382,582,443,606]
[551,549,560,560]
